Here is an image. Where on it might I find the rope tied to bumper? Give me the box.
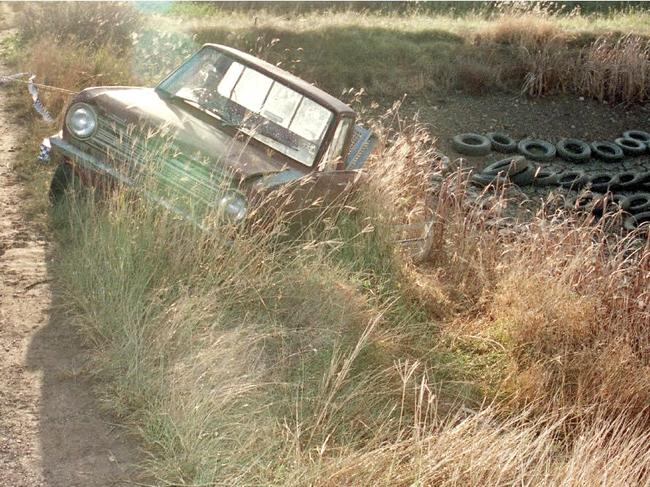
[0,72,76,124]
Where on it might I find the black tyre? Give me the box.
[619,193,650,214]
[517,138,556,161]
[596,193,626,215]
[623,211,650,232]
[590,141,624,161]
[510,164,536,186]
[638,171,650,191]
[532,167,559,187]
[48,163,76,205]
[587,172,617,193]
[482,156,529,177]
[556,138,591,162]
[614,137,646,156]
[565,192,604,214]
[558,170,587,189]
[622,130,650,145]
[486,132,517,153]
[469,172,509,188]
[615,171,644,190]
[452,133,491,156]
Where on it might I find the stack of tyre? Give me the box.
[452,131,650,233]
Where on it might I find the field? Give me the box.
[2,2,650,486]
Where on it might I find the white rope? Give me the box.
[0,71,76,123]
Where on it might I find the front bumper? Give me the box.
[45,133,218,232]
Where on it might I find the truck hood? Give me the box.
[76,87,304,181]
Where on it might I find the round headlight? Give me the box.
[65,103,97,139]
[218,191,247,222]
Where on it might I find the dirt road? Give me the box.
[0,16,138,487]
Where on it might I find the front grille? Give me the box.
[79,113,233,214]
[345,124,376,170]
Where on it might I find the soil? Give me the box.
[0,13,139,487]
[408,92,650,160]
[405,92,650,210]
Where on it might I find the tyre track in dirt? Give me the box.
[0,11,139,487]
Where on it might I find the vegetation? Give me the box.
[4,1,650,485]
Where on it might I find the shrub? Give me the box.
[19,37,134,120]
[577,34,650,105]
[17,1,141,51]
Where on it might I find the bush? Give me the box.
[21,37,134,119]
[17,2,141,52]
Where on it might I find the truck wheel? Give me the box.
[48,163,76,205]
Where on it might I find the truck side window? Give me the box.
[320,118,352,171]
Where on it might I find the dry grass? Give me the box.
[17,1,140,50]
[8,2,650,484]
[22,37,134,118]
[578,34,650,104]
[44,116,650,485]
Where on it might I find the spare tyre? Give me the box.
[558,170,587,189]
[622,130,650,145]
[619,193,650,214]
[482,156,529,177]
[532,167,559,187]
[614,137,646,156]
[486,132,518,153]
[452,133,492,156]
[623,211,650,232]
[518,138,556,161]
[556,138,591,162]
[590,141,624,161]
[587,172,618,193]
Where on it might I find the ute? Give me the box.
[45,43,377,227]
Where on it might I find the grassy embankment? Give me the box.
[4,3,650,485]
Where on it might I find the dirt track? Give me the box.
[0,13,138,487]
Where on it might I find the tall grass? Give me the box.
[177,2,650,104]
[47,117,650,484]
[9,2,650,483]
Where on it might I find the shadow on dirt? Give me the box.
[25,270,140,487]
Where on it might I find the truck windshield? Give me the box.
[158,47,334,167]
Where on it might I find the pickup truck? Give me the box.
[45,43,377,228]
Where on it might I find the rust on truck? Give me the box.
[46,43,377,227]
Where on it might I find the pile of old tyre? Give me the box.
[452,130,650,233]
